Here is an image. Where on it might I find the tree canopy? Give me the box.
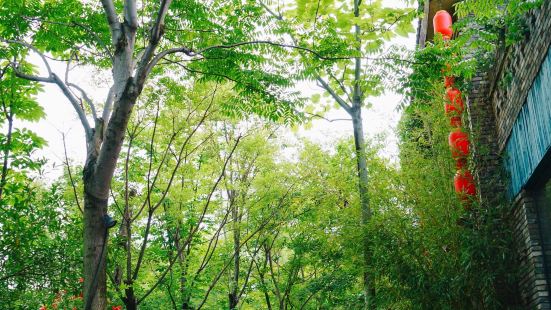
[0,0,540,309]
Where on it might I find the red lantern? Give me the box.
[454,170,476,196]
[450,116,461,127]
[444,87,464,115]
[449,129,469,159]
[433,10,453,40]
[455,158,467,170]
[444,76,455,88]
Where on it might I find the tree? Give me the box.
[258,0,416,307]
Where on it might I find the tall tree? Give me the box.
[258,0,415,307]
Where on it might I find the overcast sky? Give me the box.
[18,1,417,180]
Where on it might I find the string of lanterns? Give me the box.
[433,10,477,205]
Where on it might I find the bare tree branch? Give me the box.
[67,82,98,120]
[316,77,352,113]
[258,1,283,20]
[2,39,53,75]
[2,39,93,138]
[327,70,353,103]
[124,0,138,29]
[134,0,173,86]
[302,111,352,122]
[50,73,93,137]
[102,86,115,127]
[99,0,121,42]
[62,133,83,214]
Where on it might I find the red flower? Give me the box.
[79,277,84,283]
[112,306,123,310]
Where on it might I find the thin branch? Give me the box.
[50,73,93,137]
[67,82,98,120]
[137,136,242,305]
[2,39,53,75]
[22,17,113,59]
[258,1,283,20]
[302,111,352,122]
[134,0,173,85]
[62,133,83,214]
[316,77,352,113]
[11,70,52,83]
[327,70,353,103]
[148,41,353,72]
[2,39,93,137]
[192,207,230,279]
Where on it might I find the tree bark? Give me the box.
[351,107,375,310]
[83,184,109,310]
[0,113,13,200]
[351,0,375,307]
[83,83,138,309]
[229,198,240,310]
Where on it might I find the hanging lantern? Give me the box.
[444,76,455,88]
[449,129,469,159]
[450,116,461,127]
[455,158,467,170]
[433,10,453,40]
[444,87,464,115]
[454,170,476,196]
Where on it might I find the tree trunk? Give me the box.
[229,201,240,310]
[83,183,109,310]
[351,107,375,310]
[0,114,13,200]
[124,289,138,310]
[124,216,138,310]
[83,87,137,309]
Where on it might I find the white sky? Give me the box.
[19,1,417,180]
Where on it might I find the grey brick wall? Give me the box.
[512,191,551,309]
[465,1,551,308]
[490,1,551,152]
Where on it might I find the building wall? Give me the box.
[418,1,551,307]
[505,48,551,196]
[465,2,551,308]
[511,190,551,309]
[490,1,551,152]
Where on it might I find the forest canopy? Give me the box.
[0,0,539,309]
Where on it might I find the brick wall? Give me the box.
[465,2,551,308]
[489,1,551,151]
[511,191,551,309]
[466,71,503,205]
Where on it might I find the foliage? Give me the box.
[454,0,544,46]
[388,2,525,305]
[0,62,82,309]
[0,0,538,309]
